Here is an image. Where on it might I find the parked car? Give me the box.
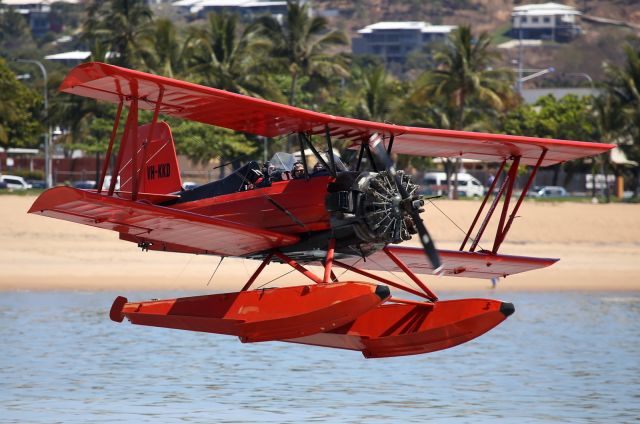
[72,180,97,189]
[27,179,46,189]
[0,175,32,190]
[422,172,485,198]
[182,181,199,190]
[534,186,568,198]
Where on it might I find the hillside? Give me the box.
[315,0,640,83]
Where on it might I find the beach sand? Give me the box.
[2,194,639,292]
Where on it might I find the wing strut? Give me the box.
[493,148,547,253]
[458,149,548,255]
[97,98,123,194]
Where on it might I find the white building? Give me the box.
[172,0,288,20]
[352,21,456,64]
[511,2,581,42]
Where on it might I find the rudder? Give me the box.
[119,121,183,194]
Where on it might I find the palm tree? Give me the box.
[416,25,512,130]
[183,13,281,100]
[141,18,184,78]
[603,43,640,198]
[83,0,153,68]
[252,0,350,106]
[355,65,401,122]
[414,25,513,197]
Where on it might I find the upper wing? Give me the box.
[61,62,614,166]
[343,246,558,279]
[29,187,299,256]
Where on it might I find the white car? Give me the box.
[0,175,32,190]
[422,172,485,198]
[535,186,568,198]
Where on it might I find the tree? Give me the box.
[83,0,153,68]
[183,13,281,100]
[416,26,513,130]
[0,58,43,150]
[0,7,34,51]
[413,25,514,197]
[252,0,349,106]
[171,120,257,178]
[140,18,184,78]
[501,94,598,187]
[354,65,402,122]
[603,43,640,198]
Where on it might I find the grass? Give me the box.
[0,189,45,196]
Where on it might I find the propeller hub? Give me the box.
[357,171,421,244]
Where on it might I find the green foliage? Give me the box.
[83,0,153,68]
[501,94,597,141]
[251,0,350,106]
[183,13,281,100]
[602,41,640,196]
[412,25,515,131]
[171,120,257,166]
[0,7,34,51]
[140,18,184,78]
[0,58,44,149]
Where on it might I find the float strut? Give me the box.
[241,253,273,291]
[383,247,438,301]
[274,251,323,284]
[323,239,336,283]
[332,260,430,300]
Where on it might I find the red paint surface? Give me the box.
[343,245,558,279]
[60,62,614,166]
[287,298,510,358]
[29,186,299,256]
[112,282,389,342]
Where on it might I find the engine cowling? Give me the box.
[326,171,423,245]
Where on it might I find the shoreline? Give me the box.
[2,195,639,292]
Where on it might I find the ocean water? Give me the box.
[1,290,638,423]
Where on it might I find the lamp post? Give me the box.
[16,59,52,188]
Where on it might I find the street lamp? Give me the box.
[16,59,52,188]
[519,67,555,83]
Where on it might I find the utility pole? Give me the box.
[17,59,52,188]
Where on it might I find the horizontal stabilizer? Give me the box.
[29,186,299,257]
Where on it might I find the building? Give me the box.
[172,0,288,20]
[0,0,79,37]
[510,2,581,42]
[352,21,456,64]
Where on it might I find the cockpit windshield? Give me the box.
[269,152,297,172]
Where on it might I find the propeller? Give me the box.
[370,135,443,273]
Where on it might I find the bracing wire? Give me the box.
[206,256,225,286]
[426,199,486,252]
[255,269,296,290]
[366,254,421,293]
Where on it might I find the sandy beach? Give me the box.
[1,194,639,292]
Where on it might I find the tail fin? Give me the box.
[119,121,183,194]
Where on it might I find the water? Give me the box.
[1,291,638,423]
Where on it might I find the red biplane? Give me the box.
[29,63,614,358]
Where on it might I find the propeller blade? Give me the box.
[370,135,443,271]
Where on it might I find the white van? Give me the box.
[422,172,485,198]
[0,175,32,190]
[100,175,120,191]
